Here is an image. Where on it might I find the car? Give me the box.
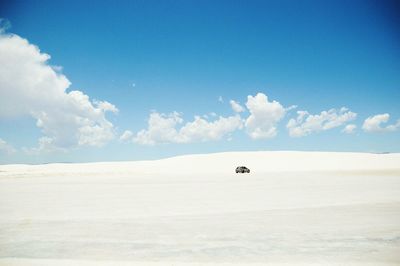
[235,166,250,173]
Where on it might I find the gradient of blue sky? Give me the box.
[0,0,399,163]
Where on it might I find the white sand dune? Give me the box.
[1,151,400,178]
[0,151,400,265]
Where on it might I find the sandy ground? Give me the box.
[0,151,399,265]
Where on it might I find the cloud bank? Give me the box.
[131,92,289,145]
[133,112,243,145]
[0,31,118,152]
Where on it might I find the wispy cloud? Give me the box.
[119,130,134,142]
[0,138,16,154]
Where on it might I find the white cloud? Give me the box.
[0,31,118,152]
[179,115,243,142]
[23,136,66,155]
[244,93,286,139]
[94,100,119,113]
[119,130,134,142]
[342,124,357,134]
[0,138,16,154]
[230,100,245,113]
[134,112,243,145]
[134,112,183,145]
[362,113,400,133]
[287,107,357,137]
[286,105,298,112]
[134,92,289,144]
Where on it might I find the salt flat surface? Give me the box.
[0,151,399,265]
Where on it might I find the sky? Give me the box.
[0,0,399,164]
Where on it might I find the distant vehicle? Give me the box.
[236,166,250,173]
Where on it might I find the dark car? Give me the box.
[235,166,250,173]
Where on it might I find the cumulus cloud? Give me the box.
[230,100,245,113]
[0,138,16,154]
[134,92,288,144]
[342,124,356,134]
[287,107,357,137]
[362,114,400,133]
[134,112,243,145]
[244,93,286,139]
[179,115,243,142]
[0,31,118,152]
[135,112,183,145]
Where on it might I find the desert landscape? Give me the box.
[2,0,400,265]
[1,151,399,265]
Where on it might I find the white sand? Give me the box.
[0,151,399,265]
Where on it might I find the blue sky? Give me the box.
[0,0,399,163]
